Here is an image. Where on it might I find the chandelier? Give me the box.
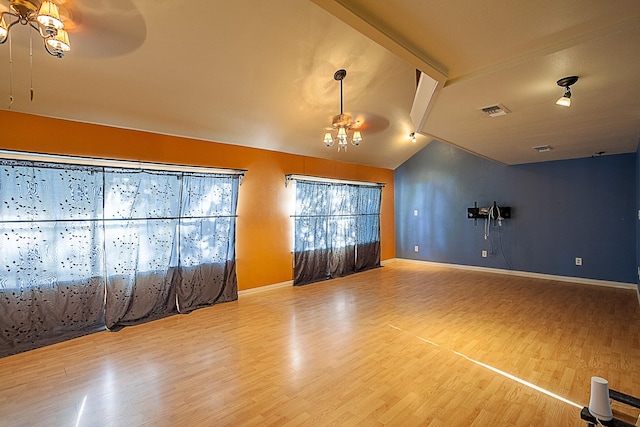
[323,69,363,151]
[0,1,71,58]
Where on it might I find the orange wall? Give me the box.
[0,110,395,290]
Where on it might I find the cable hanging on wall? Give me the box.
[468,201,511,238]
[468,201,513,268]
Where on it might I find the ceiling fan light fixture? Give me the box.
[0,0,73,102]
[556,76,578,107]
[323,69,363,151]
[0,0,71,57]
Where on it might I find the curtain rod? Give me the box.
[0,150,246,176]
[285,174,385,187]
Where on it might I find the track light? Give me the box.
[556,76,578,107]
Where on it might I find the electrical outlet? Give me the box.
[575,257,582,266]
[414,245,419,252]
[414,209,418,216]
[482,250,488,258]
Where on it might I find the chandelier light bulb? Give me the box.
[37,1,64,37]
[324,132,334,147]
[352,130,362,146]
[0,17,7,42]
[47,28,71,55]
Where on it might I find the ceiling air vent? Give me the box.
[532,145,553,152]
[480,104,510,117]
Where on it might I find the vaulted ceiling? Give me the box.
[1,0,639,169]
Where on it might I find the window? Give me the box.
[0,154,242,357]
[288,176,382,286]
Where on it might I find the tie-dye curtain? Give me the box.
[293,179,382,286]
[0,159,241,357]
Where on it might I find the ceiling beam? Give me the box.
[310,0,448,86]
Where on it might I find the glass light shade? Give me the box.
[47,28,71,53]
[37,1,64,30]
[323,132,333,147]
[556,96,571,107]
[0,17,7,42]
[352,130,362,145]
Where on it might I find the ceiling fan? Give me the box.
[323,69,364,151]
[0,0,147,58]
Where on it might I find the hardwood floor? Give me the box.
[1,260,638,426]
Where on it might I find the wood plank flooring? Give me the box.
[0,260,638,426]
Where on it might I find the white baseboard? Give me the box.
[238,259,639,297]
[394,258,638,290]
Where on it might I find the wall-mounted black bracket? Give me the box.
[468,201,511,226]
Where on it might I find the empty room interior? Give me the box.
[0,1,639,425]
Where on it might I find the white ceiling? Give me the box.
[1,0,639,168]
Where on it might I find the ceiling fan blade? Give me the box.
[60,0,147,58]
[352,113,389,134]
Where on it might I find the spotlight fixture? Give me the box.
[556,76,578,107]
[409,132,416,143]
[323,69,363,152]
[0,1,71,58]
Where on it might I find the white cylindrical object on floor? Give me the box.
[588,376,613,421]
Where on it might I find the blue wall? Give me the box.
[395,140,636,284]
